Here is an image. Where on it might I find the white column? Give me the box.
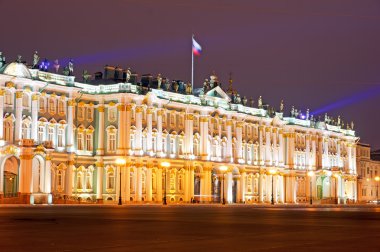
[337,140,341,168]
[226,172,233,203]
[240,172,246,203]
[323,137,329,168]
[190,168,195,201]
[15,91,23,142]
[156,109,163,155]
[65,161,74,196]
[311,136,317,169]
[66,99,74,152]
[96,164,103,202]
[236,122,243,162]
[279,175,284,203]
[305,134,310,169]
[117,104,125,154]
[134,106,143,155]
[30,94,39,142]
[125,165,130,202]
[126,104,132,152]
[259,171,264,203]
[278,130,284,166]
[200,116,208,160]
[96,105,105,155]
[146,108,153,153]
[185,114,194,156]
[265,127,271,165]
[286,133,295,168]
[136,166,142,201]
[226,120,233,162]
[272,128,278,165]
[146,167,152,201]
[157,168,163,202]
[0,90,4,140]
[258,126,264,165]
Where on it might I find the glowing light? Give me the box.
[219,165,228,172]
[375,176,380,182]
[269,169,276,175]
[161,161,171,168]
[115,158,126,166]
[325,170,332,177]
[307,171,314,177]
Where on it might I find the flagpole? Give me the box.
[191,34,194,92]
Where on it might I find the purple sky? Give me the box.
[1,0,380,149]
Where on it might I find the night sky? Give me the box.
[1,0,380,149]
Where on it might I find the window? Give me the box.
[178,139,184,155]
[57,170,63,187]
[87,108,93,121]
[86,171,92,190]
[4,121,13,142]
[48,98,56,114]
[48,127,54,143]
[108,107,117,122]
[193,139,199,156]
[39,97,45,112]
[77,172,83,190]
[247,176,252,193]
[38,125,45,142]
[152,173,157,192]
[170,173,175,191]
[22,122,30,139]
[58,128,64,148]
[142,173,146,193]
[130,172,134,192]
[107,127,117,153]
[178,174,183,191]
[58,100,65,115]
[86,132,93,151]
[170,138,175,155]
[107,169,115,190]
[77,131,84,151]
[78,107,85,121]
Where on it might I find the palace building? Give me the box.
[0,55,358,205]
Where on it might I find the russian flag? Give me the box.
[192,37,202,56]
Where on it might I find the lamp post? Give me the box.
[307,171,314,205]
[161,161,170,205]
[116,158,126,205]
[333,173,339,204]
[375,176,380,205]
[219,165,228,205]
[269,169,276,205]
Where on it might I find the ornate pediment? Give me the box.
[205,86,231,102]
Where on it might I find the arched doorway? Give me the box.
[3,156,19,197]
[193,165,202,202]
[32,156,44,193]
[211,168,221,203]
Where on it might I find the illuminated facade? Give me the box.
[0,61,358,204]
[356,143,380,203]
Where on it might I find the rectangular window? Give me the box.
[86,133,93,151]
[58,129,64,148]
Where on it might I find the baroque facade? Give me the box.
[0,60,358,204]
[356,143,380,203]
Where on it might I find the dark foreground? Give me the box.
[0,205,379,251]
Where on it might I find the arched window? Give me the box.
[38,125,45,143]
[86,132,93,151]
[106,168,115,190]
[108,107,117,122]
[78,107,85,121]
[77,131,84,151]
[87,107,93,121]
[39,97,45,112]
[77,172,83,190]
[48,127,54,144]
[86,171,92,190]
[130,171,135,192]
[22,122,30,139]
[152,172,157,193]
[193,139,199,156]
[141,172,146,193]
[170,138,175,155]
[49,98,56,114]
[107,127,117,153]
[170,172,175,191]
[57,128,65,148]
[247,176,252,193]
[57,170,63,188]
[152,135,156,152]
[178,139,184,155]
[58,100,65,115]
[178,174,184,191]
[212,140,218,158]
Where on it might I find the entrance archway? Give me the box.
[211,168,221,203]
[3,156,19,197]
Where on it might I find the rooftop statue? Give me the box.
[210,71,218,88]
[0,52,5,69]
[62,66,70,76]
[290,106,295,117]
[351,121,354,130]
[249,97,254,107]
[32,51,40,69]
[203,79,210,94]
[280,100,284,112]
[53,59,60,73]
[337,115,341,126]
[258,96,263,108]
[234,93,241,104]
[185,82,192,95]
[82,70,91,83]
[68,59,74,76]
[157,73,162,89]
[242,96,247,106]
[306,109,310,120]
[126,68,132,82]
[16,55,22,63]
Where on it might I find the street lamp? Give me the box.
[161,161,171,205]
[269,169,277,205]
[219,165,228,205]
[375,176,380,205]
[333,173,339,204]
[307,170,314,205]
[116,158,126,205]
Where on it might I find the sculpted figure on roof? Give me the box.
[0,52,5,69]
